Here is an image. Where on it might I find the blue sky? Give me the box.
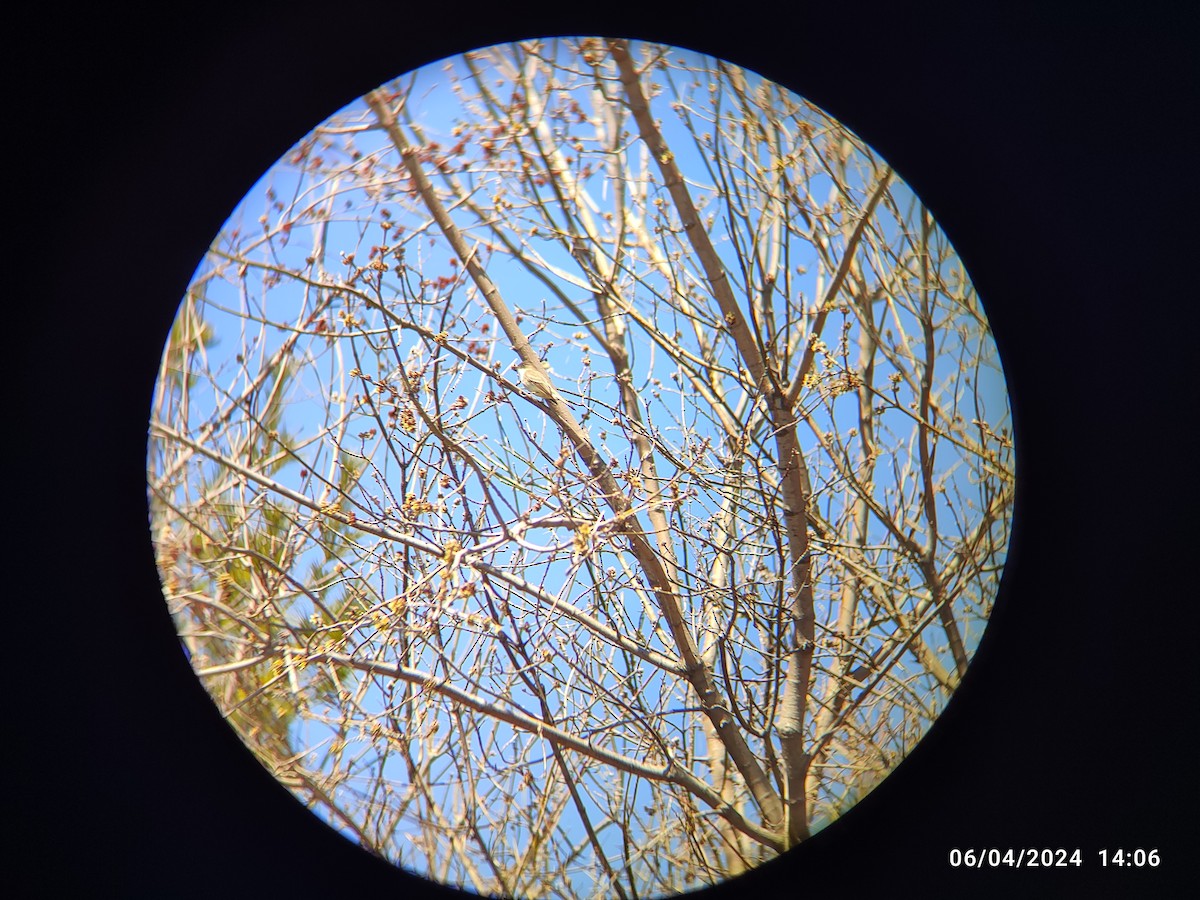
[151,37,1012,896]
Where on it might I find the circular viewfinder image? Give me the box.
[148,37,1014,899]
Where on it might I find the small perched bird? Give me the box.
[515,360,561,402]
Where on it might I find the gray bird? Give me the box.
[515,360,562,402]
